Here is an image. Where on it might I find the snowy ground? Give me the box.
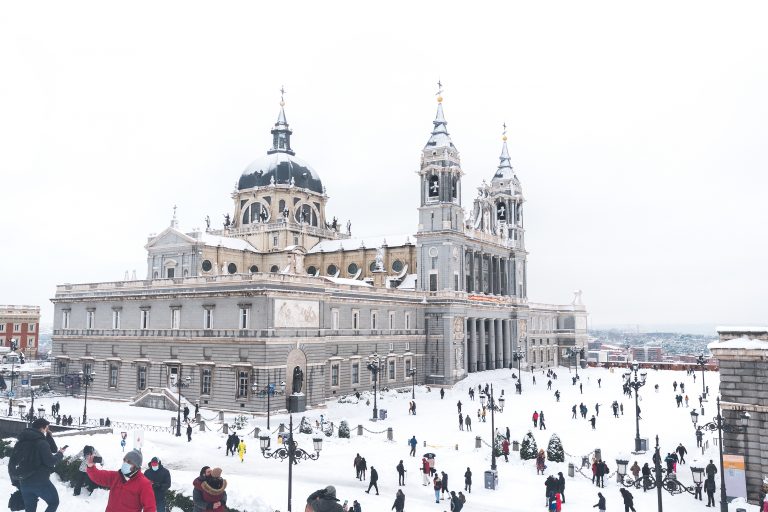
[1,366,758,512]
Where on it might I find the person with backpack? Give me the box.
[464,467,472,493]
[391,489,405,512]
[8,418,67,512]
[449,490,463,512]
[408,436,417,457]
[396,460,406,486]
[365,466,379,495]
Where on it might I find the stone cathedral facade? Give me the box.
[50,93,587,412]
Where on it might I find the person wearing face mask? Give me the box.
[86,449,156,511]
[8,418,66,512]
[144,457,171,512]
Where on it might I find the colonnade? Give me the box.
[465,250,520,297]
[465,317,514,373]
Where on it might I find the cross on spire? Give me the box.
[436,80,443,97]
[280,85,286,106]
[503,122,507,135]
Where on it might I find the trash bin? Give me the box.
[568,463,574,477]
[594,448,602,462]
[99,418,104,427]
[638,438,648,452]
[379,409,387,420]
[484,470,498,490]
[475,436,482,449]
[512,440,520,451]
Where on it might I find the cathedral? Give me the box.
[50,91,587,412]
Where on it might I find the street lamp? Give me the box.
[696,355,707,400]
[79,370,96,425]
[175,373,191,437]
[512,350,524,394]
[7,340,19,416]
[617,435,700,512]
[689,396,749,512]
[366,353,382,421]
[479,384,498,477]
[498,396,505,413]
[623,362,647,453]
[259,414,322,512]
[258,380,286,430]
[565,347,585,378]
[408,368,416,399]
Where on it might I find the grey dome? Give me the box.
[238,153,323,193]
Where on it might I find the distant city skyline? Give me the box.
[1,2,767,329]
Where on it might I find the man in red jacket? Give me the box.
[86,449,156,512]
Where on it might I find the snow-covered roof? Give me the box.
[197,233,258,252]
[395,273,417,290]
[307,234,415,254]
[716,326,768,333]
[709,337,768,350]
[321,276,373,287]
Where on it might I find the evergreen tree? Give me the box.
[299,416,313,434]
[493,432,506,457]
[338,420,351,438]
[547,433,565,462]
[520,431,538,460]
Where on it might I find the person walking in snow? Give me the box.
[183,405,190,422]
[408,436,417,457]
[501,438,510,462]
[676,443,687,464]
[533,411,539,428]
[440,471,449,499]
[547,379,552,390]
[481,407,486,423]
[365,466,379,494]
[595,403,600,416]
[620,403,624,415]
[630,461,640,479]
[554,390,561,402]
[458,413,463,430]
[580,382,583,394]
[421,458,431,486]
[457,400,462,413]
[440,388,445,399]
[392,489,405,512]
[620,488,636,512]
[432,474,442,503]
[396,460,405,486]
[705,476,716,507]
[673,381,678,392]
[590,415,597,430]
[539,411,546,430]
[450,490,463,512]
[186,423,193,442]
[596,460,608,488]
[536,450,547,475]
[145,456,171,512]
[641,463,652,491]
[464,468,472,493]
[598,378,602,388]
[593,492,606,511]
[464,415,471,431]
[237,439,246,463]
[696,428,704,447]
[360,457,368,480]
[572,405,578,419]
[557,471,566,503]
[354,454,362,479]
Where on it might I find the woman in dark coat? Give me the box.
[391,489,405,512]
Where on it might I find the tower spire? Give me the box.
[268,85,294,155]
[425,81,455,149]
[498,122,512,170]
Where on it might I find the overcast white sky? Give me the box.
[1,1,766,331]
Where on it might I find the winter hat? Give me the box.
[324,485,338,500]
[149,457,160,467]
[124,449,143,468]
[210,467,222,478]
[31,418,50,430]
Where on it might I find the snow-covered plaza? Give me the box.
[1,365,757,511]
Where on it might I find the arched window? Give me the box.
[227,263,237,274]
[307,266,317,276]
[270,265,279,273]
[392,260,404,272]
[242,201,270,225]
[201,260,213,272]
[327,264,338,276]
[428,175,440,198]
[347,263,359,275]
[249,265,258,273]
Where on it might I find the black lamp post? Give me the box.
[696,355,707,400]
[513,350,524,394]
[259,414,322,512]
[566,347,585,378]
[690,396,749,512]
[623,362,647,453]
[616,435,704,512]
[175,374,191,437]
[366,353,381,421]
[7,340,18,416]
[259,381,285,430]
[480,384,498,475]
[79,370,96,425]
[408,368,416,399]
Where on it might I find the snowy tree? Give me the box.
[547,433,565,462]
[299,416,313,434]
[520,431,538,460]
[338,420,350,438]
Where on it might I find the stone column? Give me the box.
[488,318,496,370]
[502,319,511,368]
[468,318,477,373]
[477,319,486,371]
[496,319,504,369]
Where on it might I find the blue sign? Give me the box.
[21,379,29,386]
[7,391,14,398]
[268,383,275,395]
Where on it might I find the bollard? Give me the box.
[171,417,177,428]
[222,423,229,435]
[475,436,482,449]
[254,427,260,439]
[512,440,519,452]
[455,444,459,451]
[594,448,602,462]
[568,463,574,477]
[279,423,285,433]
[196,413,201,422]
[387,428,393,441]
[218,411,224,421]
[423,440,426,447]
[198,421,206,432]
[357,425,363,436]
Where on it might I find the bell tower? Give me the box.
[416,85,466,292]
